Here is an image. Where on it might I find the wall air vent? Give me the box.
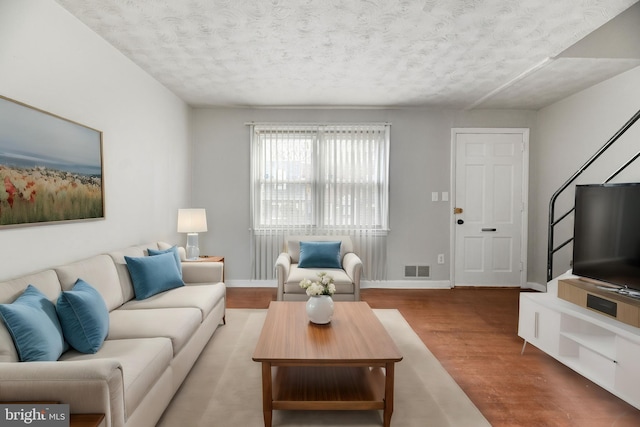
[417,265,430,278]
[404,265,430,278]
[404,266,417,277]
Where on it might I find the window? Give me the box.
[254,128,316,228]
[249,123,390,280]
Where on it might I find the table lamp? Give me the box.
[177,208,208,260]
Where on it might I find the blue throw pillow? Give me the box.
[298,241,342,268]
[148,246,182,277]
[56,279,109,354]
[125,252,185,300]
[0,285,67,362]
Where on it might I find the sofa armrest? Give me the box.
[275,253,291,301]
[181,262,223,284]
[343,252,363,300]
[0,359,124,427]
[177,246,187,261]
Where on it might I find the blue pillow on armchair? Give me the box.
[298,241,342,269]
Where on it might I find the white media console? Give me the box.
[518,272,640,409]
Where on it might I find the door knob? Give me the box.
[457,219,464,225]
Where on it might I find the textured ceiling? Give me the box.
[55,0,639,109]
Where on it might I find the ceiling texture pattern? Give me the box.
[55,0,639,109]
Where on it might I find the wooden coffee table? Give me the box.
[252,301,403,427]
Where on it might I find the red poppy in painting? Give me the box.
[4,176,16,208]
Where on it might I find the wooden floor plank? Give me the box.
[227,287,640,426]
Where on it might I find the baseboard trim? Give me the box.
[362,280,452,289]
[225,280,452,289]
[226,280,276,288]
[225,280,544,290]
[523,281,547,292]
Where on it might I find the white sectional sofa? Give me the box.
[0,242,226,427]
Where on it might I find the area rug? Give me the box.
[157,309,490,427]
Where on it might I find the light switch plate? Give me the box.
[431,192,439,202]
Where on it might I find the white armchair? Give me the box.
[275,235,363,301]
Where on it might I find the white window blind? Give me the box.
[249,123,390,280]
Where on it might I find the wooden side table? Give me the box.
[70,414,105,427]
[197,255,224,263]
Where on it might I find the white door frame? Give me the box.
[449,128,530,288]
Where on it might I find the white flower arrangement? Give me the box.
[300,272,336,296]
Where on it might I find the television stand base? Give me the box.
[518,282,640,410]
[559,278,640,328]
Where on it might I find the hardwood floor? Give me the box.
[226,287,640,426]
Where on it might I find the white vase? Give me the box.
[306,295,334,324]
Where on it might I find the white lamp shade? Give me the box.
[177,209,208,233]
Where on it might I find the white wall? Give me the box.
[8,0,632,287]
[191,107,536,283]
[531,65,640,286]
[0,0,191,281]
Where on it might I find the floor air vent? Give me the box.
[404,265,430,278]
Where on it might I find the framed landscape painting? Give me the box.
[0,96,104,228]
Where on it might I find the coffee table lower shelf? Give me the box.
[271,365,387,411]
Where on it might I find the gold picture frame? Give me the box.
[0,95,104,228]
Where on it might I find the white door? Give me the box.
[451,129,528,287]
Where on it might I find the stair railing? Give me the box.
[547,108,640,282]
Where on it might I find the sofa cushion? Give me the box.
[148,246,182,277]
[158,241,188,261]
[107,246,151,303]
[298,241,342,268]
[285,265,354,294]
[120,283,226,322]
[55,254,124,311]
[0,285,67,362]
[60,337,172,418]
[108,308,201,356]
[125,253,185,300]
[57,279,109,354]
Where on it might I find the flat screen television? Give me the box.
[573,183,640,294]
